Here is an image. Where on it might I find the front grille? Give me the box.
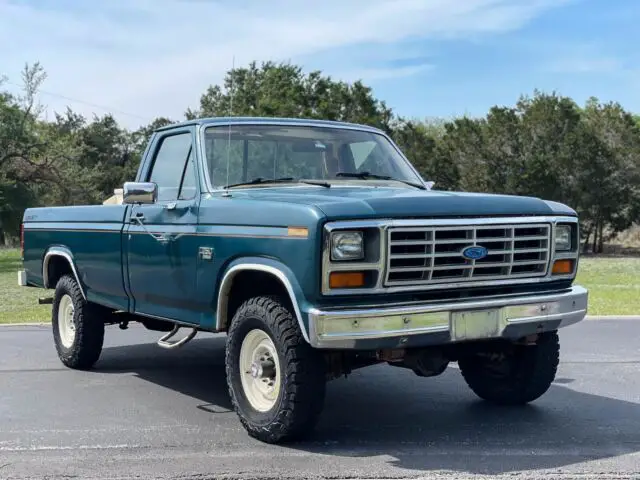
[385,223,551,287]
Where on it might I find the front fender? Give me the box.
[216,256,312,343]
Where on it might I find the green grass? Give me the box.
[575,256,640,316]
[0,249,51,323]
[0,249,638,324]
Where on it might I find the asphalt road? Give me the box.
[1,319,639,480]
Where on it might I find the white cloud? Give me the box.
[539,40,628,76]
[548,57,622,74]
[343,64,435,82]
[0,0,565,129]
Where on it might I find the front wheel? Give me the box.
[225,296,326,444]
[458,331,560,405]
[52,274,105,370]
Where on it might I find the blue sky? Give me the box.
[1,0,638,129]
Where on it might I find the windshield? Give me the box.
[202,124,423,189]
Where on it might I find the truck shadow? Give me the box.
[97,334,639,476]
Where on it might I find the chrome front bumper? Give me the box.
[308,285,588,349]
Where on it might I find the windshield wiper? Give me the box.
[335,171,426,190]
[225,177,330,189]
[299,179,331,188]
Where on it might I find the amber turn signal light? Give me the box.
[552,259,574,275]
[287,226,308,238]
[329,271,365,289]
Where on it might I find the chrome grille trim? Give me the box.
[321,215,579,296]
[385,223,551,287]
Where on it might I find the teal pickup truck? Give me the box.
[19,117,587,443]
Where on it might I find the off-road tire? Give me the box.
[225,295,326,444]
[52,274,105,370]
[458,331,560,405]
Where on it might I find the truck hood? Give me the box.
[241,186,576,220]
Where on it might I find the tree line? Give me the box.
[1,61,639,253]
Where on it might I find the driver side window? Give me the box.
[149,132,195,202]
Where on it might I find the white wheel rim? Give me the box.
[239,329,281,412]
[58,294,76,348]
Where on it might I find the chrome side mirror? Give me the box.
[123,182,157,204]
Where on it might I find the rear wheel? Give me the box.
[52,274,105,370]
[225,295,326,444]
[458,331,560,405]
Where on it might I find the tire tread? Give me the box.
[52,274,105,370]
[458,331,560,405]
[225,295,325,444]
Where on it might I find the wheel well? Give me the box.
[46,255,74,289]
[219,269,294,331]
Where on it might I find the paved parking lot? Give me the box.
[1,319,639,479]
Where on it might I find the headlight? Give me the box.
[555,225,572,251]
[331,231,364,261]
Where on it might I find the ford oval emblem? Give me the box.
[462,246,488,260]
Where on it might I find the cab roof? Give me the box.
[154,116,385,134]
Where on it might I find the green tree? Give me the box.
[0,63,104,240]
[0,63,66,242]
[3,59,640,254]
[435,116,487,192]
[188,61,394,132]
[514,91,582,201]
[391,118,458,189]
[577,98,640,252]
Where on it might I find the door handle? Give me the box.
[130,214,169,245]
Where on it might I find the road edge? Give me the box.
[0,322,50,327]
[585,315,640,320]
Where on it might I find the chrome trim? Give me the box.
[196,121,428,194]
[215,263,310,343]
[385,223,551,287]
[157,324,198,349]
[193,124,210,196]
[24,224,307,240]
[321,216,580,295]
[42,248,86,300]
[308,285,588,348]
[322,220,385,294]
[23,227,119,233]
[123,181,157,204]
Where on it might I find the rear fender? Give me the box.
[42,246,86,300]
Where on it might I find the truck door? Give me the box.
[125,128,201,325]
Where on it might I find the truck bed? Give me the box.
[22,204,131,311]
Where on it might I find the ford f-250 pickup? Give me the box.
[19,117,588,444]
